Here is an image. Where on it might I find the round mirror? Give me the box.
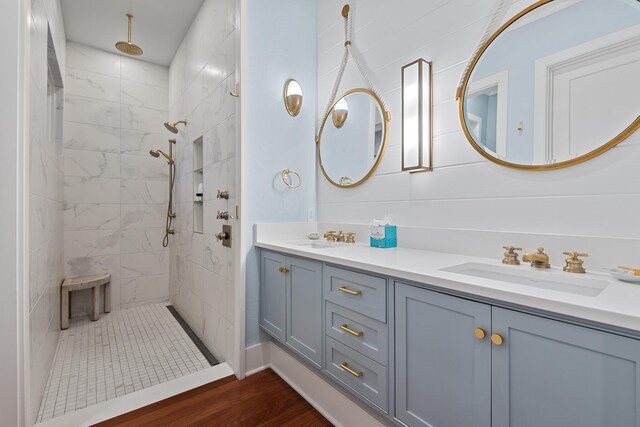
[317,89,389,187]
[459,0,640,170]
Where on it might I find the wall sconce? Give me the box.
[401,59,432,172]
[332,98,349,129]
[284,79,303,117]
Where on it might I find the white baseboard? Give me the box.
[245,342,384,427]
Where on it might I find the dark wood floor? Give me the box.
[93,369,333,426]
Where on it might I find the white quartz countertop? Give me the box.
[255,237,640,334]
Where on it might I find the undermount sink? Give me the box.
[297,241,348,249]
[441,262,610,297]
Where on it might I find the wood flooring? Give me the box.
[93,369,333,426]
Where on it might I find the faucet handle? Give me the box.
[563,252,588,274]
[502,246,522,265]
[346,232,356,244]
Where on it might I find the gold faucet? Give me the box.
[336,231,346,243]
[563,252,588,274]
[324,231,338,242]
[522,247,551,269]
[345,232,356,244]
[502,246,522,265]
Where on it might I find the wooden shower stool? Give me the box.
[61,274,111,330]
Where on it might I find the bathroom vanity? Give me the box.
[257,237,640,427]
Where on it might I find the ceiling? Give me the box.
[61,0,205,66]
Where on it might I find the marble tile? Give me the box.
[64,229,121,258]
[121,251,169,279]
[66,42,120,77]
[121,179,168,204]
[64,203,120,231]
[121,228,167,254]
[64,176,120,204]
[65,254,121,280]
[121,56,169,88]
[120,129,168,157]
[65,68,120,102]
[206,114,235,166]
[121,105,168,133]
[121,154,169,180]
[202,74,235,130]
[63,122,120,153]
[203,305,227,361]
[121,204,166,229]
[65,94,120,127]
[203,270,227,320]
[121,80,169,111]
[63,149,120,178]
[121,274,170,306]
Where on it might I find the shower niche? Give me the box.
[193,136,204,234]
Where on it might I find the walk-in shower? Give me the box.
[150,139,176,247]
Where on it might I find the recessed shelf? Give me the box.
[193,136,204,234]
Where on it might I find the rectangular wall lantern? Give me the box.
[401,59,432,172]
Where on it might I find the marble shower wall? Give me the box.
[63,42,170,314]
[168,0,238,367]
[29,0,66,419]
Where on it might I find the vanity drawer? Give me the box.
[323,266,387,322]
[325,302,388,366]
[325,336,388,412]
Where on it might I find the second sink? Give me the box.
[441,262,609,297]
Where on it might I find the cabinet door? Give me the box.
[286,257,323,366]
[492,307,640,427]
[395,283,491,427]
[259,251,286,341]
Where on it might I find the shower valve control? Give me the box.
[215,225,232,248]
[217,211,231,220]
[217,190,230,200]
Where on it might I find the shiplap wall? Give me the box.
[316,0,640,269]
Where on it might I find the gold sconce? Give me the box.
[284,79,303,117]
[332,98,349,129]
[401,58,432,172]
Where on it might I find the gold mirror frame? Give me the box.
[458,0,640,171]
[317,88,390,188]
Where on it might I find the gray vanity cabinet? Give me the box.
[491,307,640,427]
[259,251,287,341]
[395,282,492,427]
[285,257,323,366]
[259,251,322,366]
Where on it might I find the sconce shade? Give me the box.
[332,98,349,129]
[284,79,303,116]
[402,59,432,172]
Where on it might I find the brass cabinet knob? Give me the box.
[278,266,289,274]
[474,328,487,340]
[491,333,504,346]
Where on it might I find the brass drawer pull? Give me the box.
[474,328,486,340]
[278,267,289,273]
[339,362,363,378]
[338,286,362,296]
[340,324,364,337]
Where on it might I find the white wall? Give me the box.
[28,0,67,421]
[316,0,640,270]
[168,0,239,368]
[1,0,27,424]
[63,42,170,315]
[244,0,317,347]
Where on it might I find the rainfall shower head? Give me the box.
[164,120,187,134]
[149,149,174,164]
[115,14,143,56]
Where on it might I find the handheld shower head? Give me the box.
[149,149,174,164]
[164,120,187,134]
